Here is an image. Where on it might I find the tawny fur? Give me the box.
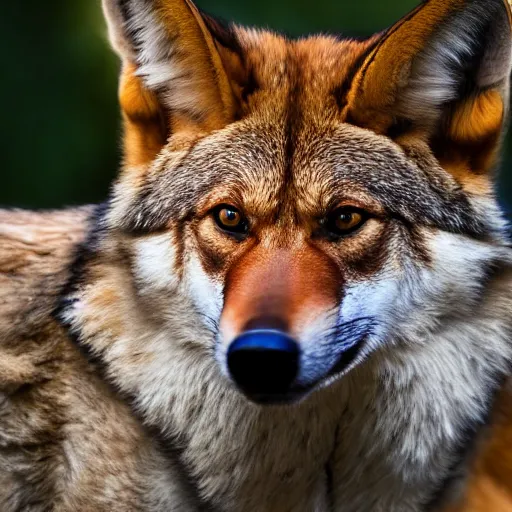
[2,0,512,511]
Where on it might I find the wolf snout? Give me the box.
[227,329,300,404]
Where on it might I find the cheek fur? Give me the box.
[340,276,400,334]
[404,230,505,320]
[132,232,224,334]
[336,227,431,344]
[350,229,507,344]
[133,233,180,291]
[183,253,224,326]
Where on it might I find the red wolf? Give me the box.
[1,0,512,510]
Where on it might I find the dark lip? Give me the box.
[240,390,307,406]
[237,339,366,406]
[324,339,364,379]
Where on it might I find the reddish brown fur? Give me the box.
[1,0,512,509]
[222,244,342,339]
[120,64,167,168]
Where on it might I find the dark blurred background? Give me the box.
[2,0,511,213]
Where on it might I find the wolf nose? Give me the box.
[227,330,299,401]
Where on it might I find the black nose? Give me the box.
[227,330,299,401]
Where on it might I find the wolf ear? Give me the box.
[103,0,246,168]
[347,0,512,179]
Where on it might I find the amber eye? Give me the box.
[213,205,248,235]
[324,208,367,236]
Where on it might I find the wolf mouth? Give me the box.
[223,317,376,406]
[238,336,368,406]
[325,340,366,381]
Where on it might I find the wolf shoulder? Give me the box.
[0,207,92,326]
[0,207,92,378]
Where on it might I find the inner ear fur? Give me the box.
[103,0,248,169]
[346,0,512,178]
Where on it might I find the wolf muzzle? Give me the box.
[221,246,343,404]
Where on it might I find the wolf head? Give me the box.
[64,0,512,407]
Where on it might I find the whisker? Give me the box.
[196,312,220,335]
[320,316,380,349]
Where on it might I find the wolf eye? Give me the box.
[213,205,248,235]
[324,208,366,236]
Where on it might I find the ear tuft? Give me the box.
[121,2,193,99]
[398,0,512,124]
[448,90,504,144]
[102,0,138,61]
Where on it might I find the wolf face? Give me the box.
[64,0,512,409]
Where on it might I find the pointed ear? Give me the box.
[346,0,512,181]
[103,0,247,168]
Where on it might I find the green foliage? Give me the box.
[1,0,510,212]
[196,0,417,36]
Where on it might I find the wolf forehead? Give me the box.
[115,118,476,236]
